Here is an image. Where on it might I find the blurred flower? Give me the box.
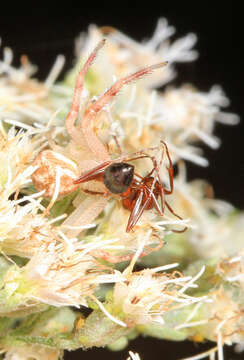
[112,244,208,327]
[74,18,198,89]
[23,236,125,307]
[3,346,63,360]
[0,39,66,128]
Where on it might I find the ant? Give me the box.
[74,141,186,233]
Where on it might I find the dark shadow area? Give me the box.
[63,336,244,360]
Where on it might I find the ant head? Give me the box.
[103,162,134,194]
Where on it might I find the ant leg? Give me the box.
[122,154,150,163]
[112,135,123,155]
[82,62,167,161]
[126,190,144,232]
[165,201,183,220]
[149,151,166,214]
[157,186,166,215]
[126,187,154,232]
[134,173,164,217]
[65,39,106,145]
[74,151,156,187]
[144,152,167,215]
[161,141,174,195]
[165,201,187,233]
[134,172,144,180]
[74,160,111,184]
[106,144,160,165]
[83,189,108,196]
[131,150,167,216]
[149,191,163,215]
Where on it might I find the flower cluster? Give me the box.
[0,19,242,360]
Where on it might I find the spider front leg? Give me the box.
[62,195,109,238]
[65,39,106,147]
[81,61,168,161]
[66,42,167,233]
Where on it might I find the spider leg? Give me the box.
[65,39,106,145]
[82,62,167,160]
[62,195,109,238]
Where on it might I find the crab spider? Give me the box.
[33,39,172,235]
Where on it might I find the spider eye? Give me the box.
[103,163,134,194]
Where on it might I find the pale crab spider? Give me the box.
[33,39,171,236]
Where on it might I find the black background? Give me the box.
[0,4,243,359]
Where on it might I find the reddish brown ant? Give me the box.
[74,141,186,233]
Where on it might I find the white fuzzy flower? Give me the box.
[74,18,197,91]
[127,351,141,360]
[170,166,239,259]
[113,260,207,326]
[218,251,244,284]
[119,85,239,167]
[0,20,242,360]
[0,39,65,127]
[24,236,125,307]
[159,85,239,146]
[3,345,63,360]
[0,128,56,257]
[0,127,38,192]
